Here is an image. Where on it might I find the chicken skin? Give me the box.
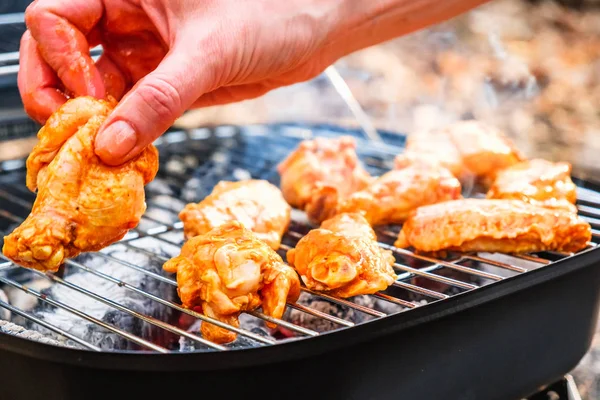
[394,120,524,184]
[277,136,371,224]
[163,221,300,344]
[337,163,462,225]
[444,120,524,183]
[395,199,591,254]
[487,159,578,212]
[179,180,291,250]
[3,97,158,272]
[287,213,397,298]
[394,128,464,177]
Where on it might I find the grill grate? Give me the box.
[1,123,600,353]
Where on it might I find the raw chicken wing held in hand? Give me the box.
[486,159,578,212]
[2,97,158,272]
[287,213,397,298]
[179,180,291,250]
[395,199,591,254]
[337,163,462,225]
[163,221,300,344]
[277,136,371,224]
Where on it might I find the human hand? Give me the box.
[20,0,487,165]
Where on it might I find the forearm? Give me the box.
[325,0,489,60]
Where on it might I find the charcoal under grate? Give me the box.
[1,123,600,354]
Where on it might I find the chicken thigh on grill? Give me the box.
[277,136,371,224]
[337,163,462,225]
[287,213,397,298]
[394,120,524,185]
[179,179,291,249]
[394,128,464,177]
[443,120,524,184]
[163,221,300,344]
[487,159,578,212]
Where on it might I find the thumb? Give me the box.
[95,47,217,165]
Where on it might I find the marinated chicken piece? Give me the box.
[163,221,300,344]
[395,199,591,253]
[287,213,397,298]
[179,180,291,250]
[337,163,462,225]
[487,159,578,212]
[3,97,158,272]
[394,128,465,177]
[443,120,525,183]
[277,136,371,224]
[395,121,524,184]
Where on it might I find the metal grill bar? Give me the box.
[99,241,321,337]
[287,303,355,327]
[545,250,573,257]
[250,312,319,336]
[392,262,478,290]
[105,237,333,336]
[0,189,32,208]
[120,242,170,262]
[38,271,226,351]
[245,311,318,337]
[130,226,182,247]
[142,214,184,230]
[578,204,600,218]
[0,275,169,353]
[275,243,294,252]
[0,298,101,351]
[581,215,600,229]
[95,251,177,286]
[0,209,21,223]
[146,233,182,247]
[374,293,416,308]
[382,244,503,281]
[300,288,386,317]
[63,258,276,345]
[377,229,531,275]
[391,281,448,300]
[510,254,551,265]
[463,255,528,273]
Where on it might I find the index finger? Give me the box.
[18,31,67,123]
[25,0,105,99]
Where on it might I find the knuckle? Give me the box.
[137,76,183,121]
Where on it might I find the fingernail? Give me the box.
[95,120,137,164]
